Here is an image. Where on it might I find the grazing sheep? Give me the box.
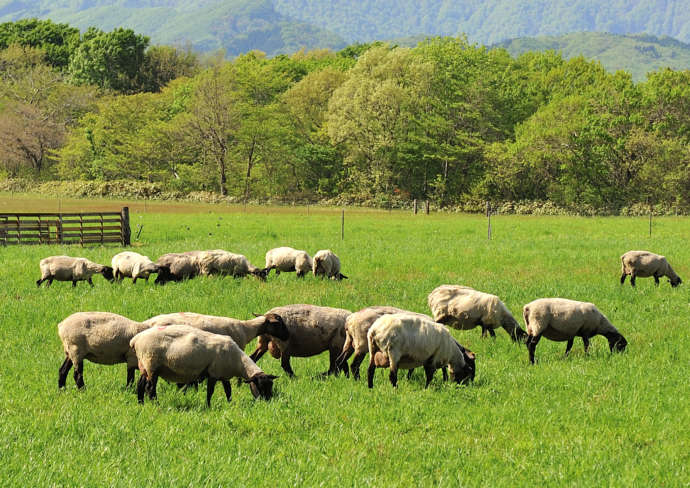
[111,251,161,284]
[336,306,431,380]
[523,298,627,364]
[57,312,151,389]
[265,247,313,278]
[154,252,200,284]
[130,325,278,406]
[197,250,268,280]
[620,250,682,287]
[143,312,289,351]
[428,285,527,342]
[37,255,114,287]
[367,313,476,389]
[312,249,348,280]
[249,304,352,377]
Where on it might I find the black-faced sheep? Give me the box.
[197,250,268,280]
[57,312,151,389]
[428,285,527,342]
[143,312,289,351]
[336,306,430,380]
[265,247,313,278]
[130,325,277,406]
[367,313,476,389]
[154,252,199,284]
[249,304,352,377]
[312,249,348,280]
[523,298,627,364]
[111,251,161,284]
[37,255,114,287]
[620,250,682,287]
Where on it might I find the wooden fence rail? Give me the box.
[0,207,130,246]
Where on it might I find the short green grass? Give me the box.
[1,196,688,486]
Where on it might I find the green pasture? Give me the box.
[0,195,688,486]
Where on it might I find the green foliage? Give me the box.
[0,18,79,69]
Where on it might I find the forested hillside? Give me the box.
[497,33,690,81]
[2,20,690,214]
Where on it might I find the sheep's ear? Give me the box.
[466,351,476,360]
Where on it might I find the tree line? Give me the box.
[1,19,689,213]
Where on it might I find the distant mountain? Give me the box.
[0,0,346,56]
[497,32,690,81]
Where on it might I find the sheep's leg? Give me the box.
[329,347,347,376]
[206,378,217,407]
[126,367,136,387]
[582,336,590,354]
[407,368,414,380]
[87,277,94,287]
[481,327,488,338]
[564,338,574,357]
[47,278,53,287]
[442,366,448,382]
[280,354,296,377]
[132,277,138,284]
[389,367,398,388]
[654,274,660,286]
[630,273,636,287]
[58,357,73,389]
[146,374,158,400]
[72,280,78,288]
[349,353,366,381]
[527,334,542,364]
[73,360,85,389]
[335,347,354,377]
[488,328,496,338]
[620,273,627,284]
[221,380,232,402]
[248,345,267,363]
[137,375,148,404]
[36,277,44,287]
[367,360,377,389]
[423,360,436,388]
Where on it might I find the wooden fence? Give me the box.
[0,207,131,246]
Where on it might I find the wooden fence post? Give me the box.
[425,200,430,215]
[121,207,131,246]
[413,199,418,215]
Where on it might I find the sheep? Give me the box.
[154,252,200,284]
[522,298,628,364]
[249,304,352,377]
[197,249,268,280]
[57,312,151,389]
[265,247,313,278]
[427,285,527,342]
[143,312,289,351]
[111,251,161,284]
[620,250,682,288]
[130,325,278,406]
[336,306,431,380]
[312,249,348,280]
[37,255,114,287]
[366,313,476,389]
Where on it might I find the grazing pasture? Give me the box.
[0,194,688,486]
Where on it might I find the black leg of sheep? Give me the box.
[58,357,73,388]
[222,380,232,402]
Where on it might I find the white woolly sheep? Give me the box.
[312,249,347,280]
[111,251,161,284]
[249,304,352,377]
[37,255,114,288]
[265,247,313,278]
[57,311,151,389]
[367,313,476,388]
[143,312,289,351]
[130,324,278,406]
[154,252,200,284]
[620,250,682,288]
[428,285,527,342]
[336,306,430,380]
[523,298,627,364]
[197,249,268,280]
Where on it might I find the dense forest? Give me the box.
[1,19,690,214]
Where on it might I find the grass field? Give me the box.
[1,195,688,486]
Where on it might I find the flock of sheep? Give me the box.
[47,247,681,407]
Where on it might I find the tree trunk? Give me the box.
[243,138,257,204]
[218,146,227,196]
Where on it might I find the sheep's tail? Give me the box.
[522,306,530,335]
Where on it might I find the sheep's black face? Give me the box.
[253,268,269,281]
[264,313,290,341]
[610,335,627,353]
[670,276,682,287]
[452,347,476,385]
[247,374,278,400]
[154,265,173,284]
[102,266,115,282]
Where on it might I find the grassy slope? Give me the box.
[0,195,688,485]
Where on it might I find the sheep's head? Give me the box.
[670,276,682,287]
[263,313,290,341]
[101,266,115,282]
[154,265,173,284]
[450,343,476,385]
[607,333,627,353]
[245,373,278,400]
[252,267,269,281]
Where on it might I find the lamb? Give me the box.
[427,285,527,342]
[249,304,352,377]
[143,312,289,351]
[522,298,628,364]
[312,249,348,280]
[620,250,682,287]
[336,306,431,380]
[367,313,476,389]
[197,249,268,280]
[154,252,201,284]
[130,325,278,406]
[37,255,114,287]
[111,251,162,283]
[57,312,151,389]
[265,247,313,278]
